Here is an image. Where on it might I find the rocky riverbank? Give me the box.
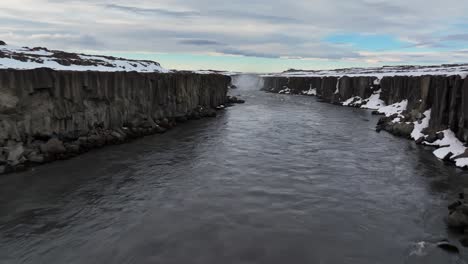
[262,71,468,169]
[0,69,232,175]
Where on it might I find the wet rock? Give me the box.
[448,200,462,211]
[64,143,80,154]
[27,151,45,163]
[40,138,66,155]
[436,132,445,141]
[442,152,454,162]
[425,132,438,144]
[88,134,105,147]
[460,237,468,247]
[0,40,6,46]
[7,143,25,165]
[201,108,217,117]
[227,96,245,104]
[158,118,171,129]
[447,210,468,229]
[111,131,126,142]
[175,116,188,123]
[436,240,459,254]
[392,122,414,138]
[415,137,425,145]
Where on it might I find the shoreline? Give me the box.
[261,74,468,169]
[0,69,235,175]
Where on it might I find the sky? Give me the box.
[1,0,468,72]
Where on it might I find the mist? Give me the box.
[231,74,264,91]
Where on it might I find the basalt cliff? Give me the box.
[262,65,468,168]
[0,42,231,174]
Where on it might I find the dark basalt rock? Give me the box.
[262,75,468,144]
[227,96,245,104]
[0,69,231,174]
[0,40,6,46]
[448,200,462,211]
[436,240,460,254]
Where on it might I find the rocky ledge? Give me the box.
[262,72,468,169]
[0,69,234,175]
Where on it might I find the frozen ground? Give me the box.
[0,42,168,72]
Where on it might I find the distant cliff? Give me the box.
[0,69,230,174]
[262,74,468,168]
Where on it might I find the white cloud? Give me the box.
[1,0,468,69]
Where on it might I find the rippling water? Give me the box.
[2,85,468,264]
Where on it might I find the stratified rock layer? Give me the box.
[0,68,230,173]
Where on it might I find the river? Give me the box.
[1,81,468,264]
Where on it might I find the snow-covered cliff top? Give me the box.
[263,64,468,79]
[0,41,168,73]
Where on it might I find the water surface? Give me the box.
[1,86,468,264]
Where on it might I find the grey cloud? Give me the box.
[444,34,468,41]
[2,0,468,70]
[218,48,279,59]
[106,4,200,17]
[179,39,224,46]
[214,10,301,23]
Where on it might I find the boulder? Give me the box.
[40,138,66,155]
[425,132,438,143]
[447,210,468,229]
[27,151,45,163]
[0,40,6,46]
[392,122,415,138]
[448,201,462,211]
[436,240,459,254]
[7,143,24,165]
[64,143,80,154]
[111,131,126,141]
[88,134,106,147]
[158,118,171,128]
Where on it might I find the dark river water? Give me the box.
[2,83,468,264]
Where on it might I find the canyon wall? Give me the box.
[262,75,468,166]
[0,69,230,174]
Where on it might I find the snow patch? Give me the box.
[429,130,467,160]
[0,43,168,73]
[265,64,468,79]
[278,87,291,94]
[377,100,408,117]
[342,96,363,106]
[334,78,340,94]
[360,90,384,109]
[302,86,317,96]
[411,110,431,140]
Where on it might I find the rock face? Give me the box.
[262,75,468,142]
[0,68,230,174]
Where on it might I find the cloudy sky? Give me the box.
[1,0,468,72]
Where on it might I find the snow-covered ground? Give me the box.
[264,64,468,79]
[0,42,168,72]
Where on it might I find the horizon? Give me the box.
[2,1,468,72]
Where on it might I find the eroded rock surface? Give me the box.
[0,69,230,174]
